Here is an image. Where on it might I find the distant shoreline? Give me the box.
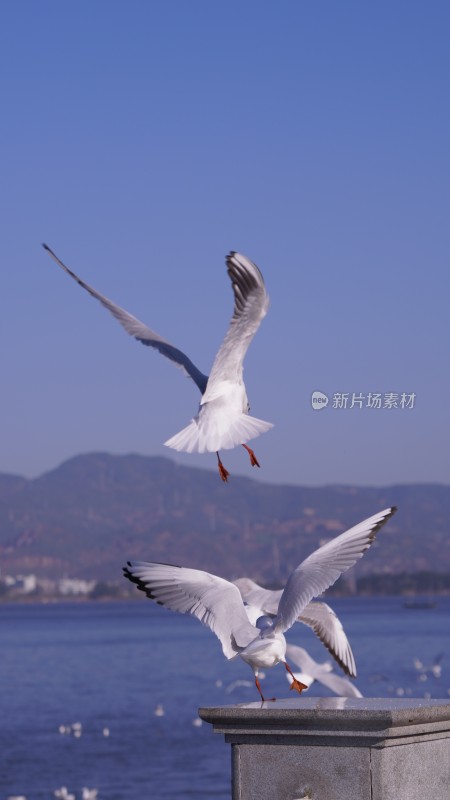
[2,585,449,605]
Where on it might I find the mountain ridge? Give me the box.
[0,453,448,582]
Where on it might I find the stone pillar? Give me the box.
[199,697,450,800]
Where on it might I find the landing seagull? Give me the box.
[234,579,357,677]
[42,244,273,482]
[123,506,396,702]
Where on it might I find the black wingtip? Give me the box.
[42,242,57,259]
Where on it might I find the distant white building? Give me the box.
[57,578,96,596]
[5,574,38,593]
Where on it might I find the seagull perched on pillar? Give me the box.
[123,507,396,702]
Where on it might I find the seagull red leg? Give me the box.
[284,662,308,694]
[242,443,260,468]
[216,452,230,482]
[254,674,275,703]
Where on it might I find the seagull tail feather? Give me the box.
[164,414,273,454]
[164,420,204,453]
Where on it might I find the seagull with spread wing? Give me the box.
[123,506,396,702]
[233,579,357,677]
[42,244,273,482]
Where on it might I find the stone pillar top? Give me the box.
[199,697,450,741]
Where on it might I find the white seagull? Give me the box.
[123,506,396,702]
[284,643,363,697]
[233,579,357,677]
[42,244,273,482]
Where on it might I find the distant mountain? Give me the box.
[0,453,448,583]
[0,473,27,499]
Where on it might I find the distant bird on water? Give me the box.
[123,507,396,702]
[42,244,272,482]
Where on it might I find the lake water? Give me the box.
[1,596,449,799]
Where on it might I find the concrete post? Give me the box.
[199,697,450,800]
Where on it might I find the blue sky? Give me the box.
[2,1,449,486]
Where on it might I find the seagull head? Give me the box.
[255,614,274,632]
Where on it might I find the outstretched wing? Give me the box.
[123,561,258,659]
[202,252,269,400]
[42,244,208,393]
[234,578,356,676]
[233,577,279,614]
[273,507,397,634]
[299,600,356,677]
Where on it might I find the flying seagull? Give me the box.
[233,579,357,677]
[284,643,363,697]
[123,506,396,702]
[42,244,273,482]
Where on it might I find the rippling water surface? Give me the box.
[1,597,449,799]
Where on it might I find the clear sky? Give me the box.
[1,1,449,486]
